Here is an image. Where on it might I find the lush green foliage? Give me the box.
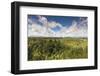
[28,37,88,61]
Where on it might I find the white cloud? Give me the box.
[28,16,88,37]
[28,18,56,37]
[48,21,63,28]
[38,16,48,26]
[57,19,88,37]
[28,19,33,25]
[38,16,63,28]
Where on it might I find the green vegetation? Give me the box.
[28,37,88,61]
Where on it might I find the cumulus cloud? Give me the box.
[28,22,45,37]
[37,16,63,29]
[48,21,63,28]
[28,18,56,37]
[38,15,48,25]
[28,16,88,37]
[58,18,88,37]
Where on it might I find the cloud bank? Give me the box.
[28,15,88,37]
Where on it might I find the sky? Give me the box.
[28,15,88,37]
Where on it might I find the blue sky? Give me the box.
[28,15,88,37]
[28,15,87,32]
[46,16,79,27]
[28,15,83,26]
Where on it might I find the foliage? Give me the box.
[28,37,88,61]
